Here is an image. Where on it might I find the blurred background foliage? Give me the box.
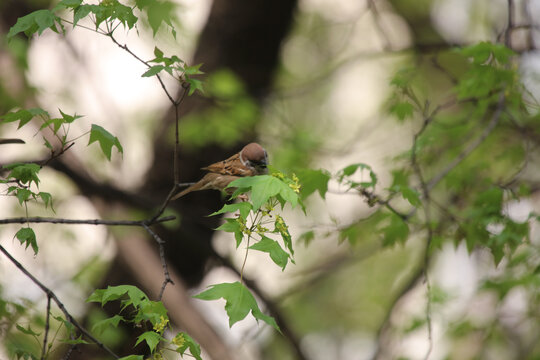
[1,0,540,360]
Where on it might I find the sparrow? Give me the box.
[171,142,268,200]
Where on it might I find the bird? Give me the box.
[171,142,268,200]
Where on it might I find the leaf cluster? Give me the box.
[87,285,201,360]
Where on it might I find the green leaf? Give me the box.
[7,10,60,38]
[389,101,415,121]
[38,192,54,210]
[145,0,177,36]
[142,65,166,77]
[16,324,41,337]
[87,285,148,307]
[1,108,48,128]
[88,124,123,160]
[249,236,290,270]
[15,228,38,255]
[175,332,202,360]
[40,118,64,134]
[393,185,421,207]
[274,215,294,256]
[59,336,90,345]
[43,137,53,150]
[381,213,409,246]
[57,0,83,8]
[296,169,330,199]
[105,0,138,29]
[134,300,168,325]
[59,109,83,123]
[338,163,377,189]
[459,41,515,65]
[390,67,415,88]
[91,314,124,335]
[4,163,41,187]
[339,224,360,245]
[229,175,298,210]
[185,77,204,96]
[135,331,162,353]
[216,218,244,247]
[15,188,32,205]
[73,5,93,27]
[298,230,315,246]
[154,46,164,58]
[184,63,204,75]
[194,282,280,332]
[210,202,252,220]
[118,356,144,360]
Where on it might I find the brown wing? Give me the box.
[202,152,255,176]
[171,173,239,200]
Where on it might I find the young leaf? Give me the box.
[229,175,298,210]
[210,202,252,220]
[381,213,409,246]
[296,169,330,199]
[1,108,48,128]
[5,163,41,187]
[87,285,148,307]
[59,109,83,123]
[216,218,244,247]
[14,188,32,205]
[175,332,202,360]
[15,227,38,255]
[249,236,290,270]
[73,5,93,26]
[338,163,377,189]
[154,46,164,58]
[391,185,421,207]
[88,124,123,160]
[142,65,166,77]
[134,300,168,325]
[118,356,144,360]
[389,101,415,121]
[185,77,204,96]
[145,0,177,36]
[274,215,294,256]
[38,192,54,210]
[7,10,60,38]
[59,336,90,345]
[194,282,280,332]
[16,324,41,337]
[92,314,124,335]
[57,0,83,8]
[135,331,162,353]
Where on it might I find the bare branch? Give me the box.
[41,295,51,360]
[0,244,120,359]
[0,215,175,226]
[141,223,174,300]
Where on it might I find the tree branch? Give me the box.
[0,215,175,226]
[0,244,120,359]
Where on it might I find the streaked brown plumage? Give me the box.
[171,143,268,200]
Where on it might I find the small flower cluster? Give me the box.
[153,315,169,334]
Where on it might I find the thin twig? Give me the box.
[426,92,505,191]
[0,215,175,226]
[411,100,435,360]
[506,0,515,48]
[41,295,52,360]
[41,142,76,167]
[141,223,174,300]
[0,244,120,359]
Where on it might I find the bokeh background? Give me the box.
[1,0,540,359]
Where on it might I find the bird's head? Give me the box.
[241,142,268,175]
